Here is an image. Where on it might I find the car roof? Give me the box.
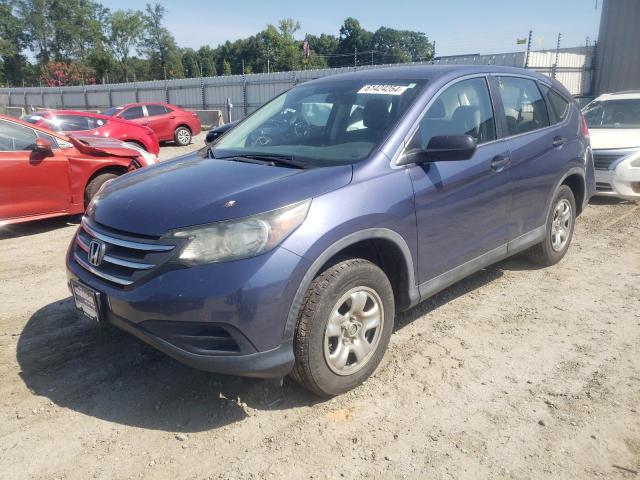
[0,113,69,141]
[309,64,552,84]
[32,109,113,120]
[594,91,640,101]
[116,102,173,108]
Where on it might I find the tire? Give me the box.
[174,126,191,146]
[84,172,119,207]
[291,258,395,397]
[527,185,576,266]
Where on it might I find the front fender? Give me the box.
[280,168,419,341]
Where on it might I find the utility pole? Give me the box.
[552,32,562,78]
[242,58,245,75]
[354,47,358,68]
[371,51,374,65]
[524,30,533,68]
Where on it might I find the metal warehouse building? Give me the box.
[594,0,640,95]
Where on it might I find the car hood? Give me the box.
[92,152,353,237]
[589,129,640,150]
[69,135,141,158]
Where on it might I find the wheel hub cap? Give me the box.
[323,287,384,376]
[551,198,572,252]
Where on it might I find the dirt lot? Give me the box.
[1,139,639,479]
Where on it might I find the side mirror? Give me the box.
[34,138,53,153]
[399,135,477,166]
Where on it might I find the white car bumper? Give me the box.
[594,149,640,200]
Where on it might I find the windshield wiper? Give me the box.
[218,154,310,169]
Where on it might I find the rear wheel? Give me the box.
[84,172,119,207]
[174,126,191,146]
[527,185,576,266]
[291,258,394,397]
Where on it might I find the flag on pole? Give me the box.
[303,35,310,63]
[516,38,527,45]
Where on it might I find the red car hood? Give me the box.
[68,135,141,158]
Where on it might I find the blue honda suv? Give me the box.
[66,66,595,396]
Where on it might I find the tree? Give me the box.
[337,17,373,65]
[40,61,95,86]
[139,3,183,79]
[222,59,231,75]
[107,9,144,82]
[197,46,217,76]
[372,27,433,64]
[181,48,200,77]
[0,0,27,85]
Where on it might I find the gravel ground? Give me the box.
[0,146,639,479]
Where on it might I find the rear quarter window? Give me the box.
[546,88,570,124]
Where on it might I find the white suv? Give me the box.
[583,92,640,200]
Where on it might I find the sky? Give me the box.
[105,0,602,57]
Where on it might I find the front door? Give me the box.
[0,119,71,220]
[407,76,515,285]
[144,104,173,141]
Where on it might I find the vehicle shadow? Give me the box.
[17,297,319,433]
[0,215,80,240]
[18,261,515,433]
[588,196,636,206]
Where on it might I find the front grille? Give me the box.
[73,218,178,287]
[593,153,624,170]
[596,182,613,192]
[592,148,636,171]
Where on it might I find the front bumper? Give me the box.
[594,161,640,200]
[66,237,310,378]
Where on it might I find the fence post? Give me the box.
[200,76,206,110]
[40,88,44,108]
[524,30,533,68]
[225,97,233,123]
[552,33,562,79]
[134,83,139,103]
[23,89,27,110]
[7,90,11,108]
[84,87,89,110]
[242,74,248,118]
[107,87,112,107]
[59,88,63,108]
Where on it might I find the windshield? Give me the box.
[213,79,426,166]
[102,107,124,117]
[583,99,640,129]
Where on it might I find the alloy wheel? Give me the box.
[551,198,572,252]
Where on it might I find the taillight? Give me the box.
[580,112,589,138]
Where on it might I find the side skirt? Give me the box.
[416,225,546,302]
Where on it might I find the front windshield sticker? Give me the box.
[358,84,414,95]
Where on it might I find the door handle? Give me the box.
[490,155,511,172]
[169,116,176,119]
[552,136,566,147]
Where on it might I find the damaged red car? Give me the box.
[0,114,157,226]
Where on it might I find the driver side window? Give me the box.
[0,120,38,151]
[410,77,496,150]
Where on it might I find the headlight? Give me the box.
[169,200,311,265]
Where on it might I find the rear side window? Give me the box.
[546,88,570,123]
[49,115,90,131]
[121,106,145,120]
[496,77,550,136]
[0,120,37,151]
[411,77,496,149]
[146,104,168,116]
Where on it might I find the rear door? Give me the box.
[494,76,573,235]
[0,119,71,219]
[144,104,173,141]
[407,76,516,284]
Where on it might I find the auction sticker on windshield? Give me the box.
[358,84,416,95]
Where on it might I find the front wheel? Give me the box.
[174,126,191,146]
[291,258,394,397]
[84,172,119,207]
[527,185,576,266]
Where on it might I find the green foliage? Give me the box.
[107,9,144,81]
[3,2,434,86]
